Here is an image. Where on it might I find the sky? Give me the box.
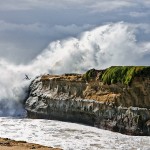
[0,0,150,64]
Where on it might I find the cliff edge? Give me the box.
[25,66,150,135]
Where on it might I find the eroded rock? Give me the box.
[25,71,150,136]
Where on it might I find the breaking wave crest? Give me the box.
[0,22,150,116]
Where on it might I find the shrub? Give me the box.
[83,69,99,81]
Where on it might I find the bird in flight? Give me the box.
[25,74,31,80]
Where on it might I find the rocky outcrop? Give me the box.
[25,67,150,136]
[0,137,61,150]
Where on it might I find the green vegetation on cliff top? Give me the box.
[84,66,150,85]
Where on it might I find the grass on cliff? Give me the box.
[83,69,99,81]
[83,66,150,85]
[101,66,150,85]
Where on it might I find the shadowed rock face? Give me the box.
[25,69,150,136]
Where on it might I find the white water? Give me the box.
[0,22,150,149]
[0,117,150,150]
[0,22,150,116]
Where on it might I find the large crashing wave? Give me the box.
[0,22,150,116]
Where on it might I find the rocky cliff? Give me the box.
[25,66,150,135]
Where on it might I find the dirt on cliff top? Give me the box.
[0,138,62,150]
[41,73,84,82]
[41,66,150,85]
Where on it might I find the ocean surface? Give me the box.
[0,117,150,150]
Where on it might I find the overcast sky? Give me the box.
[0,0,150,64]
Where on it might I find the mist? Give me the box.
[0,0,150,65]
[0,22,150,116]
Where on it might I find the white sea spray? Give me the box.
[0,22,150,116]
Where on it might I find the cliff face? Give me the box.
[25,67,150,135]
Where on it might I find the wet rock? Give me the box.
[25,74,150,136]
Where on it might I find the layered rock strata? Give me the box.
[25,69,150,136]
